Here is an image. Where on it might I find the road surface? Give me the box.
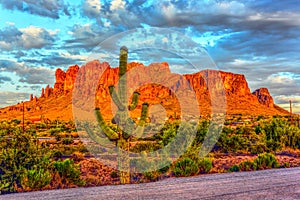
[2,167,300,200]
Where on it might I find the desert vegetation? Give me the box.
[1,114,300,194]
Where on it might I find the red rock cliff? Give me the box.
[252,88,274,108]
[30,60,287,120]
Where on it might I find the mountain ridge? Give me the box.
[0,60,289,121]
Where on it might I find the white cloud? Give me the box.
[0,91,30,108]
[0,25,57,50]
[59,52,88,61]
[110,0,126,11]
[104,21,111,27]
[83,0,101,18]
[247,12,300,26]
[266,72,297,85]
[275,95,300,104]
[216,1,247,15]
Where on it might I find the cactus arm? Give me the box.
[133,125,145,139]
[140,102,149,124]
[123,118,136,140]
[129,91,140,111]
[95,108,119,140]
[109,85,126,111]
[83,123,114,145]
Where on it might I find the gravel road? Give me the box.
[2,167,300,200]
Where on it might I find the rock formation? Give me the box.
[54,68,66,95]
[30,94,34,101]
[252,88,274,108]
[45,85,52,98]
[0,60,288,121]
[64,65,79,95]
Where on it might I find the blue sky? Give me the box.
[0,0,299,112]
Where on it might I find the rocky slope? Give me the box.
[0,60,288,121]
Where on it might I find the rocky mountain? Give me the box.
[0,61,288,121]
[252,88,274,108]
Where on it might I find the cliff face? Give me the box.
[54,68,66,95]
[0,61,288,121]
[71,61,287,119]
[252,88,274,108]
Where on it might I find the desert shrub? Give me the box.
[253,153,279,170]
[198,158,213,174]
[53,159,84,186]
[217,134,248,153]
[250,141,268,154]
[49,128,62,136]
[158,165,170,174]
[130,142,161,153]
[51,150,63,160]
[110,171,119,179]
[26,128,37,135]
[0,128,51,194]
[261,119,286,152]
[10,119,21,125]
[192,120,209,146]
[21,168,51,190]
[62,137,73,145]
[143,172,157,181]
[239,160,256,171]
[228,165,240,172]
[255,126,262,134]
[283,126,300,149]
[173,158,199,177]
[282,162,291,168]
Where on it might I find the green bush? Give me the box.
[53,159,84,186]
[282,162,290,168]
[143,171,157,181]
[21,168,51,190]
[239,160,256,171]
[0,128,51,194]
[228,165,240,172]
[110,171,119,179]
[254,153,279,170]
[49,128,62,136]
[198,158,213,174]
[51,150,63,160]
[158,165,170,174]
[173,158,199,177]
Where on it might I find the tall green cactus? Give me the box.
[92,46,149,184]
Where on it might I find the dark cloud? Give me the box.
[21,52,86,67]
[0,75,11,83]
[0,25,57,51]
[0,60,55,85]
[0,0,70,19]
[65,23,124,51]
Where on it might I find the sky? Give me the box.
[0,0,299,112]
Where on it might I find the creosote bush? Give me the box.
[173,158,199,177]
[228,153,279,173]
[53,159,85,186]
[254,153,279,170]
[198,158,213,174]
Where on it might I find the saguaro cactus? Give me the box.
[92,46,149,184]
